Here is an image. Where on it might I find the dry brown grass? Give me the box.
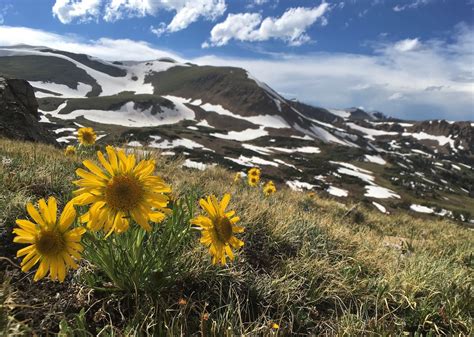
[0,138,473,335]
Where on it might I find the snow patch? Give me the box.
[326,186,348,197]
[410,204,434,214]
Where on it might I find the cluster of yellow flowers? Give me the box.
[64,127,97,156]
[13,127,245,283]
[233,167,277,197]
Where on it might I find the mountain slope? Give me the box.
[0,45,472,223]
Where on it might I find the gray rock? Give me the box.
[0,76,57,145]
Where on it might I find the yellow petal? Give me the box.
[83,159,109,180]
[15,219,38,233]
[17,245,35,257]
[21,254,41,272]
[26,203,46,227]
[59,201,77,232]
[220,194,231,213]
[199,199,216,218]
[34,258,50,282]
[38,199,52,224]
[47,197,58,224]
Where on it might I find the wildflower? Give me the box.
[13,197,85,282]
[65,145,76,156]
[248,175,260,187]
[72,146,171,235]
[248,167,261,178]
[191,194,244,265]
[77,127,97,146]
[271,322,280,330]
[263,181,277,196]
[233,172,242,183]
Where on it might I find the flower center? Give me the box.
[36,230,65,256]
[81,132,95,144]
[105,175,144,211]
[215,216,233,243]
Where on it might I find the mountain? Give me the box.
[0,45,473,223]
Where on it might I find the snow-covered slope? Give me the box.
[1,46,473,223]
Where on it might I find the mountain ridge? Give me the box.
[0,45,472,223]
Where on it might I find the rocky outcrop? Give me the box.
[0,76,57,144]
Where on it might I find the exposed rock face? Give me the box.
[0,76,57,144]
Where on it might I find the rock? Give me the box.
[0,76,57,145]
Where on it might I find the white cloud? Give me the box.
[52,0,102,24]
[388,92,405,100]
[393,0,431,12]
[0,25,472,120]
[205,4,330,47]
[0,26,183,61]
[393,38,420,52]
[150,23,167,37]
[53,0,226,34]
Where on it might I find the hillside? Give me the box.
[0,45,473,224]
[0,138,473,335]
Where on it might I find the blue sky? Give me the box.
[0,0,473,120]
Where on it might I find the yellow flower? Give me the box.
[13,197,85,282]
[65,145,76,156]
[263,181,277,196]
[72,146,171,235]
[77,127,97,146]
[233,172,242,183]
[271,322,280,330]
[248,175,260,187]
[248,167,261,178]
[191,194,244,265]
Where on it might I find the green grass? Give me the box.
[0,138,472,335]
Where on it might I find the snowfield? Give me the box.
[41,96,195,127]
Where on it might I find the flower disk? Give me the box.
[13,197,85,282]
[72,146,171,235]
[77,127,97,146]
[191,194,244,265]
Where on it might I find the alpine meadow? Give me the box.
[0,0,473,336]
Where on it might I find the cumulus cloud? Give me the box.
[52,0,102,24]
[195,26,474,120]
[0,25,472,120]
[52,0,226,33]
[204,3,330,47]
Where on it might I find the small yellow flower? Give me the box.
[13,197,85,282]
[248,167,261,178]
[71,146,171,235]
[248,175,260,187]
[191,194,244,265]
[271,322,280,330]
[233,172,242,183]
[263,181,277,196]
[77,127,97,146]
[65,145,76,156]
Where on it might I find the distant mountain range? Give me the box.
[0,45,473,224]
